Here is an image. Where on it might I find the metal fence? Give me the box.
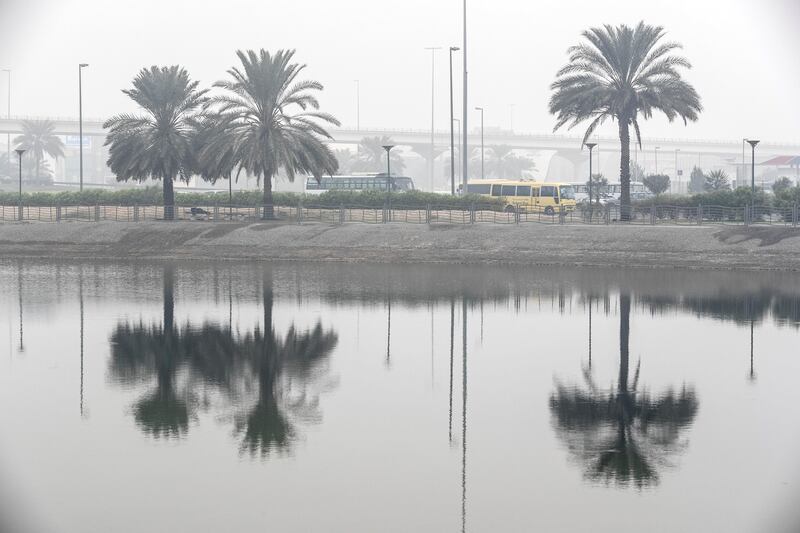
[1,203,798,227]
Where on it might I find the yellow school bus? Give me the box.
[465,180,577,215]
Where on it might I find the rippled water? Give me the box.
[1,260,799,533]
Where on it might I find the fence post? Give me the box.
[558,205,564,224]
[339,204,345,225]
[94,204,100,222]
[794,203,798,227]
[698,204,703,226]
[213,205,219,220]
[426,204,431,225]
[650,205,656,225]
[134,204,139,222]
[297,199,303,225]
[56,204,62,222]
[605,204,610,225]
[744,204,750,226]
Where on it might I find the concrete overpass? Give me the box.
[1,116,798,189]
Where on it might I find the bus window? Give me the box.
[516,185,531,197]
[540,185,556,197]
[500,185,516,196]
[491,185,503,197]
[532,187,540,197]
[559,185,575,200]
[466,184,491,194]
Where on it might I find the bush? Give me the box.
[0,187,502,210]
[633,187,770,208]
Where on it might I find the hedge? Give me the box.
[0,187,502,209]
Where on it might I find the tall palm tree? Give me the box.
[352,135,406,175]
[103,66,208,219]
[549,22,701,218]
[550,292,699,488]
[213,49,339,219]
[13,119,65,182]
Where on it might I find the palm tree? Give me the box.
[352,135,406,175]
[212,49,339,219]
[550,292,699,488]
[549,22,701,218]
[483,145,536,179]
[104,66,208,219]
[704,169,730,191]
[196,112,242,214]
[13,119,65,182]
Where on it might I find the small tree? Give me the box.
[772,176,793,194]
[586,173,607,205]
[630,161,645,183]
[688,166,706,193]
[643,174,670,196]
[704,169,730,191]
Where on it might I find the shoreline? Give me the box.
[2,220,800,272]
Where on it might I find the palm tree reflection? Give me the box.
[550,292,699,488]
[109,266,338,456]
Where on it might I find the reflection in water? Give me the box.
[550,292,700,488]
[749,320,756,383]
[109,266,339,456]
[79,269,86,418]
[17,262,23,353]
[461,298,468,533]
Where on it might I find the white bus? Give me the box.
[304,173,416,195]
[574,182,651,203]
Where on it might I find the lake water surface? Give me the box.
[1,260,799,533]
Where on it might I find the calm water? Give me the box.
[1,260,800,533]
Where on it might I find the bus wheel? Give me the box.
[504,205,515,213]
[544,206,555,216]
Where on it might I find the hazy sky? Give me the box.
[1,0,799,143]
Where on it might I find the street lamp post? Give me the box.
[747,139,760,194]
[15,148,25,221]
[449,47,459,195]
[354,80,360,131]
[453,119,461,189]
[474,107,484,180]
[462,0,468,193]
[383,145,394,220]
[78,63,89,191]
[2,69,9,170]
[655,146,660,174]
[425,47,442,192]
[585,142,597,208]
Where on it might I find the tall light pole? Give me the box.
[383,145,394,218]
[354,79,360,131]
[449,47,459,195]
[474,107,484,180]
[585,142,597,206]
[462,0,468,192]
[453,118,461,189]
[425,47,442,192]
[655,146,660,174]
[78,63,89,191]
[747,139,760,194]
[2,69,9,170]
[15,148,25,221]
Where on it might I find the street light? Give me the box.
[584,142,597,208]
[461,0,468,193]
[383,145,394,219]
[453,118,461,189]
[78,63,89,191]
[354,80,360,131]
[2,69,9,170]
[424,47,442,192]
[15,148,25,221]
[474,107,484,180]
[655,146,660,174]
[449,46,460,195]
[747,139,760,194]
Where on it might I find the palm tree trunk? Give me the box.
[618,120,631,221]
[618,291,630,393]
[262,176,275,220]
[163,177,175,220]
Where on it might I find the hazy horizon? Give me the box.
[1,0,799,143]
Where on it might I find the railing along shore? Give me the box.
[0,203,798,227]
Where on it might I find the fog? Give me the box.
[1,0,799,142]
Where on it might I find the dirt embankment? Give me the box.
[1,220,800,271]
